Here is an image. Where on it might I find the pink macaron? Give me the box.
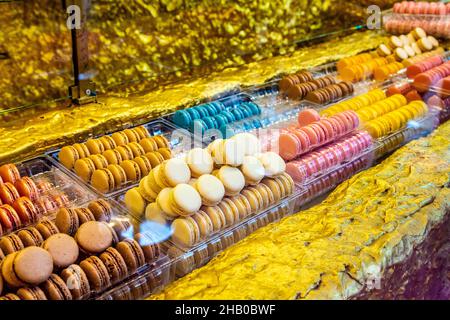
[297,109,321,127]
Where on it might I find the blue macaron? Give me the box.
[196,106,210,119]
[220,111,236,123]
[231,108,244,121]
[239,105,252,118]
[172,110,192,129]
[204,103,217,117]
[247,102,261,115]
[186,108,201,121]
[203,116,217,129]
[211,101,225,114]
[214,114,229,128]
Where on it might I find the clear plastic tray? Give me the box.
[0,156,98,235]
[383,11,450,39]
[48,119,197,198]
[374,111,439,159]
[163,185,307,278]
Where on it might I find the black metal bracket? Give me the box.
[64,0,96,105]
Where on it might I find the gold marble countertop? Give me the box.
[150,120,450,299]
[0,30,387,163]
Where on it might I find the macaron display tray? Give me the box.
[48,119,197,198]
[383,11,450,39]
[374,111,439,159]
[154,185,308,278]
[12,155,98,223]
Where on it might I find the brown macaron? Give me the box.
[42,233,79,269]
[0,233,24,255]
[41,274,72,300]
[134,232,161,263]
[60,264,91,300]
[75,207,95,224]
[80,256,111,291]
[16,286,47,300]
[91,168,116,193]
[17,227,44,247]
[55,208,79,236]
[74,158,96,182]
[75,221,113,255]
[116,238,145,273]
[0,293,21,300]
[87,199,113,223]
[100,247,128,283]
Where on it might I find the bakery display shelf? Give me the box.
[47,119,196,198]
[383,11,450,39]
[162,185,307,278]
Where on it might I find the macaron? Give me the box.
[74,158,96,182]
[120,160,142,182]
[217,199,237,226]
[169,183,202,216]
[145,151,164,168]
[16,286,47,300]
[139,137,158,153]
[128,142,145,158]
[75,221,113,255]
[0,204,22,233]
[123,129,140,143]
[145,202,168,224]
[0,294,21,300]
[124,187,147,217]
[0,233,24,255]
[162,158,191,186]
[3,247,53,286]
[133,126,150,140]
[157,148,172,160]
[116,145,135,163]
[213,166,245,196]
[100,247,128,283]
[194,174,225,206]
[107,164,127,187]
[111,131,129,146]
[0,182,20,206]
[185,148,214,177]
[60,264,91,300]
[73,143,90,159]
[257,152,286,177]
[75,208,95,225]
[86,139,105,155]
[80,256,111,291]
[99,135,117,150]
[91,168,115,193]
[89,154,109,170]
[138,175,159,202]
[55,208,79,236]
[88,199,113,222]
[36,218,60,239]
[171,216,201,247]
[43,233,79,268]
[13,196,39,225]
[133,156,152,176]
[116,238,146,272]
[153,135,170,149]
[58,146,80,169]
[102,149,123,165]
[14,177,39,201]
[17,227,44,247]
[202,206,226,232]
[41,274,72,300]
[298,108,321,127]
[134,232,161,263]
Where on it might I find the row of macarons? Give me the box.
[278,109,360,161]
[393,1,450,15]
[172,99,261,133]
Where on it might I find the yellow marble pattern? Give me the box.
[0,31,387,163]
[150,120,450,299]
